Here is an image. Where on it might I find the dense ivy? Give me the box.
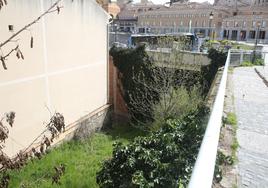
[110,46,205,126]
[96,108,209,188]
[201,49,227,93]
[110,46,157,124]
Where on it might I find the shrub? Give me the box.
[241,58,264,67]
[96,108,208,188]
[152,86,204,131]
[255,58,264,66]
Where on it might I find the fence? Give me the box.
[188,50,231,188]
[229,49,268,66]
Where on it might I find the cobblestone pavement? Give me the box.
[233,67,268,188]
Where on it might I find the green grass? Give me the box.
[241,61,254,67]
[4,125,145,188]
[228,67,234,74]
[232,44,254,50]
[225,112,237,127]
[226,112,239,163]
[241,59,264,67]
[231,136,239,163]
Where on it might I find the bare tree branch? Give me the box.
[0,0,62,48]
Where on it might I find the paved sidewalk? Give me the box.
[233,67,268,187]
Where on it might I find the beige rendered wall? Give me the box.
[0,0,109,156]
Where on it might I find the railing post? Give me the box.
[240,50,244,65]
[188,50,230,188]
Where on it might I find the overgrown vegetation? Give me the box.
[110,45,223,130]
[241,58,264,67]
[201,48,227,92]
[224,112,237,126]
[152,86,204,130]
[214,151,234,183]
[2,38,227,187]
[214,112,239,184]
[1,125,144,187]
[202,40,253,51]
[104,45,226,187]
[97,108,208,188]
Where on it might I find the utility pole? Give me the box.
[208,12,214,40]
[252,22,261,63]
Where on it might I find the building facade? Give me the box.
[114,0,163,33]
[221,0,268,43]
[137,2,232,39]
[0,0,109,156]
[221,14,268,43]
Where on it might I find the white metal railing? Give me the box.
[188,50,231,188]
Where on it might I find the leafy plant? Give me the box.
[224,112,237,126]
[254,58,264,66]
[152,86,204,131]
[96,108,208,188]
[201,48,227,93]
[214,151,234,183]
[231,137,239,155]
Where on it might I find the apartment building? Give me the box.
[137,2,231,39]
[136,0,268,43]
[114,0,163,33]
[221,1,268,43]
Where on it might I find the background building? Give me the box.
[137,2,231,39]
[221,0,268,42]
[114,0,163,33]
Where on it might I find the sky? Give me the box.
[133,0,213,5]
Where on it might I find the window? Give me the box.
[249,30,256,39]
[226,21,229,27]
[234,21,238,27]
[243,21,246,27]
[202,20,206,27]
[252,21,256,27]
[262,21,266,27]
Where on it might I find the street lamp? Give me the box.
[114,23,118,43]
[208,12,214,40]
[252,21,261,63]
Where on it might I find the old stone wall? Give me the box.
[108,56,130,121]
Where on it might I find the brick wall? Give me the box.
[109,56,129,121]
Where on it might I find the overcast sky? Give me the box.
[133,0,214,5]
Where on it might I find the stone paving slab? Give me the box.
[233,67,268,188]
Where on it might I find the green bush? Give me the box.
[152,86,204,131]
[96,108,208,188]
[255,58,264,66]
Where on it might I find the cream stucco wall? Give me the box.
[0,0,109,156]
